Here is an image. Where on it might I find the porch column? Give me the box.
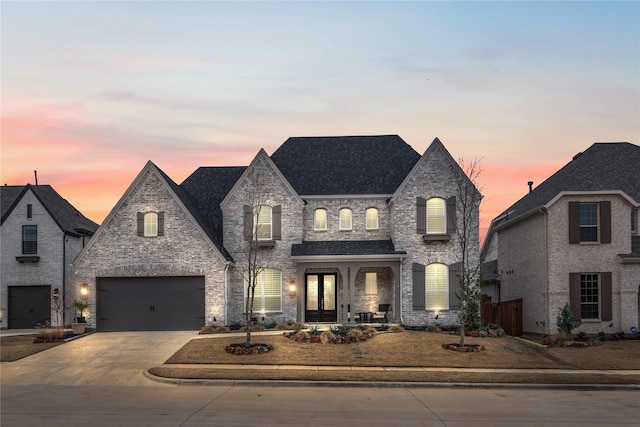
[390,263,401,323]
[296,265,306,322]
[338,265,350,323]
[349,264,357,323]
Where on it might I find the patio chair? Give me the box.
[371,304,391,323]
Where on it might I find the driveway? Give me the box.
[0,331,197,386]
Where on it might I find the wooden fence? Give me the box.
[481,296,523,337]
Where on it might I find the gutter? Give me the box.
[224,261,231,325]
[540,207,550,336]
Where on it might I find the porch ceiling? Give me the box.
[291,240,406,262]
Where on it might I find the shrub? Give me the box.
[388,325,405,333]
[275,322,292,330]
[239,324,265,332]
[557,303,581,335]
[291,322,305,332]
[426,325,441,333]
[200,325,230,334]
[289,330,310,342]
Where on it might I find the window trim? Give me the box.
[314,208,327,231]
[339,208,352,231]
[366,207,379,230]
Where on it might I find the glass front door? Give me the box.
[305,274,337,322]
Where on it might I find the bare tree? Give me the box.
[453,158,483,347]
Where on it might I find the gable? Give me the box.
[270,135,421,195]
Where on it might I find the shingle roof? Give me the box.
[619,235,640,260]
[495,142,640,223]
[1,185,98,236]
[270,135,421,195]
[180,166,246,258]
[291,240,406,257]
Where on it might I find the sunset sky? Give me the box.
[2,1,638,244]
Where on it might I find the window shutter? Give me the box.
[568,202,580,244]
[412,263,425,309]
[446,196,457,235]
[272,205,281,240]
[416,197,426,234]
[569,273,581,317]
[137,212,144,236]
[600,272,612,321]
[157,211,165,236]
[600,201,611,244]
[243,205,253,241]
[449,262,462,310]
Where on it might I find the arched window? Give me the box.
[426,263,448,310]
[314,208,327,230]
[366,208,379,230]
[144,212,158,237]
[339,208,352,230]
[254,205,272,240]
[426,198,446,234]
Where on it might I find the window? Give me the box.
[365,272,377,294]
[314,208,327,230]
[244,269,282,312]
[426,263,448,310]
[339,208,352,230]
[254,205,272,240]
[580,273,599,319]
[22,225,37,254]
[579,203,598,242]
[144,212,158,237]
[27,204,32,219]
[366,208,378,230]
[426,198,446,234]
[632,209,637,233]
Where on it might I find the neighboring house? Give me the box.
[0,185,98,329]
[73,135,480,331]
[481,142,640,336]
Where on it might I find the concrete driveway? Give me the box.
[1,331,197,386]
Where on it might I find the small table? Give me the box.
[358,312,372,323]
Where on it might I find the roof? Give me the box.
[291,240,406,258]
[493,142,640,227]
[619,235,640,261]
[1,185,99,236]
[180,166,247,256]
[270,135,421,195]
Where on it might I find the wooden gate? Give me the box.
[481,296,522,336]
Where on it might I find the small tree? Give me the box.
[452,158,483,347]
[557,303,581,336]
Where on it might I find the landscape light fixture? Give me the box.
[52,288,60,300]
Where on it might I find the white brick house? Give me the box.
[481,142,640,336]
[1,185,98,329]
[73,136,480,331]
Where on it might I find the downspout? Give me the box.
[540,207,549,336]
[62,232,67,327]
[399,256,404,324]
[224,261,230,325]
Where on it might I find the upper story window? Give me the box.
[314,208,327,231]
[244,268,282,312]
[137,211,164,237]
[22,225,37,254]
[426,263,448,310]
[426,198,446,234]
[366,208,379,230]
[579,203,598,242]
[569,201,611,244]
[254,205,272,240]
[339,208,352,230]
[632,209,637,233]
[365,272,378,294]
[27,204,33,219]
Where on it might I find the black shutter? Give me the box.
[137,212,144,236]
[600,272,612,321]
[243,205,253,241]
[600,201,611,244]
[569,273,581,317]
[446,196,457,235]
[412,263,425,309]
[568,202,580,244]
[449,262,462,310]
[416,197,426,234]
[158,211,165,236]
[272,205,281,240]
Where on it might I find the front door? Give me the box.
[305,274,337,322]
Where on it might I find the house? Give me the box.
[481,142,640,336]
[0,184,98,329]
[73,135,480,331]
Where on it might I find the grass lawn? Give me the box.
[0,335,64,362]
[149,331,640,385]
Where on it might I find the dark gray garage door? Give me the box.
[97,277,205,331]
[8,285,51,329]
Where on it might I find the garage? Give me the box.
[8,285,51,329]
[97,277,205,332]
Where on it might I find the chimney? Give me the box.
[34,170,38,185]
[528,181,533,192]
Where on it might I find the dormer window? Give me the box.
[339,208,352,231]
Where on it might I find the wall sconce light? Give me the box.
[80,284,89,300]
[52,288,60,300]
[288,283,296,297]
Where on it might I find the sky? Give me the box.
[2,1,638,245]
